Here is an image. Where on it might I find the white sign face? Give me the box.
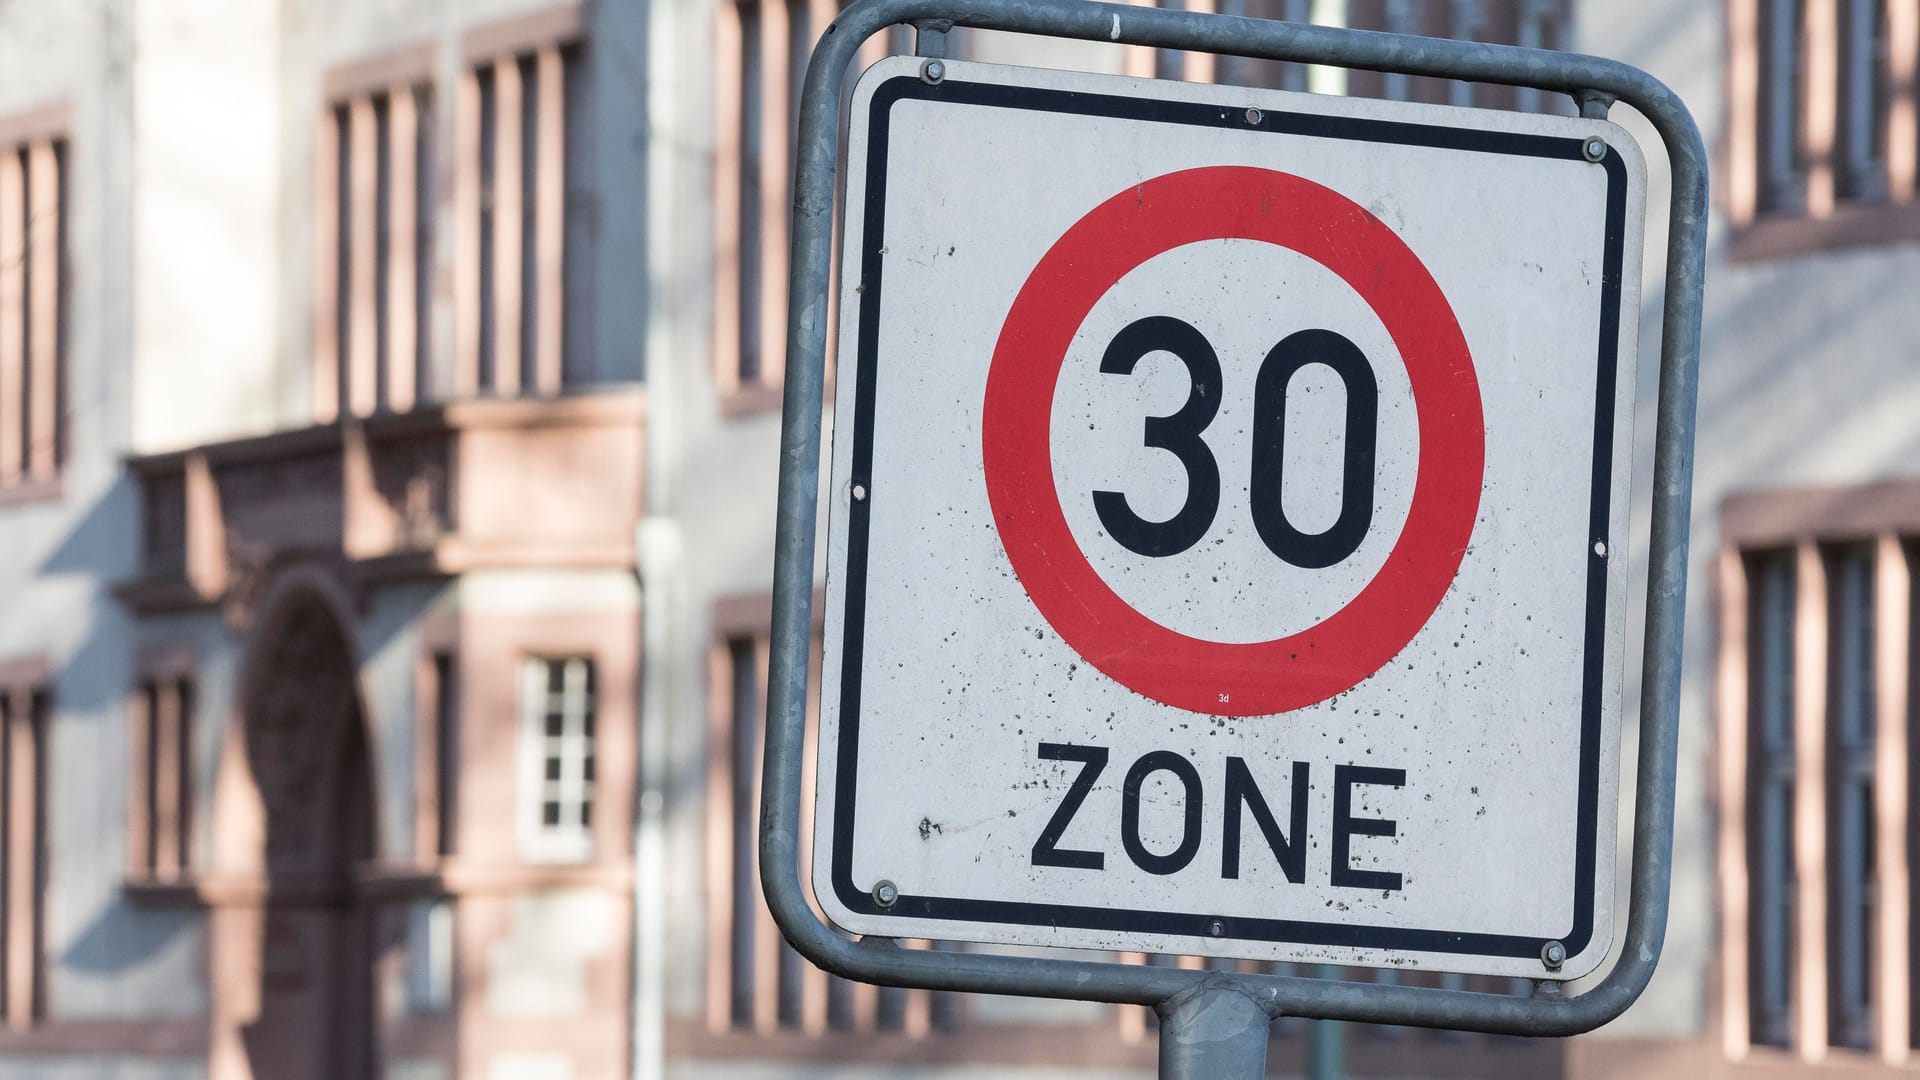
[813,57,1645,980]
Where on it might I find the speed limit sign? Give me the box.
[813,56,1646,979]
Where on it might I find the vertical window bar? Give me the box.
[1805,0,1842,216]
[132,682,155,875]
[1185,0,1219,84]
[0,148,25,486]
[561,657,591,831]
[24,140,58,479]
[387,87,420,412]
[1887,0,1919,203]
[1793,542,1832,1054]
[151,677,183,879]
[313,112,343,423]
[455,68,485,396]
[1894,535,1920,1056]
[413,86,436,403]
[1731,0,1766,221]
[0,689,10,1020]
[1118,0,1160,81]
[347,97,381,418]
[1,686,44,1027]
[533,47,567,396]
[25,690,43,1024]
[758,0,793,392]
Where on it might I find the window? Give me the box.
[315,65,436,421]
[705,607,960,1035]
[1718,486,1917,1061]
[131,672,194,882]
[519,656,596,862]
[455,35,591,400]
[0,679,47,1027]
[416,650,458,860]
[714,0,903,411]
[0,114,67,495]
[1121,1,1573,112]
[1729,0,1920,257]
[314,23,592,421]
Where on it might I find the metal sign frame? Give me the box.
[762,0,1706,1062]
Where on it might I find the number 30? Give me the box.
[1091,315,1379,569]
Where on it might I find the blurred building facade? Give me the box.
[0,0,1915,1078]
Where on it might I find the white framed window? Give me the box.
[518,655,596,862]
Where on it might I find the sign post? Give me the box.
[763,1,1707,1072]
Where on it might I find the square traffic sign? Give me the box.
[813,56,1645,980]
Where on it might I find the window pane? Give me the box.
[728,635,760,1025]
[1827,548,1875,1050]
[1747,550,1797,1048]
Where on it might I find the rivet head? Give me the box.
[873,879,899,907]
[1208,919,1225,937]
[921,59,946,84]
[1541,939,1567,971]
[1593,540,1607,557]
[1582,136,1607,162]
[1245,107,1263,125]
[852,482,868,502]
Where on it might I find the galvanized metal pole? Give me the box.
[1158,985,1272,1080]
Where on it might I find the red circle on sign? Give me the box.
[982,166,1484,717]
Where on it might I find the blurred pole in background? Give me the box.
[631,0,676,1070]
[1307,965,1345,1080]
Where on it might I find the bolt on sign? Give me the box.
[814,56,1646,980]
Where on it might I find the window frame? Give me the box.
[1716,483,1918,1063]
[0,102,71,505]
[516,653,598,864]
[315,43,438,422]
[1725,0,1920,261]
[0,659,50,1028]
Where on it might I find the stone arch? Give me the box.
[210,569,381,1080]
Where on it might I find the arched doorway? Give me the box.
[227,586,379,1080]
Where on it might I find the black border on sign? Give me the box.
[828,72,1630,963]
